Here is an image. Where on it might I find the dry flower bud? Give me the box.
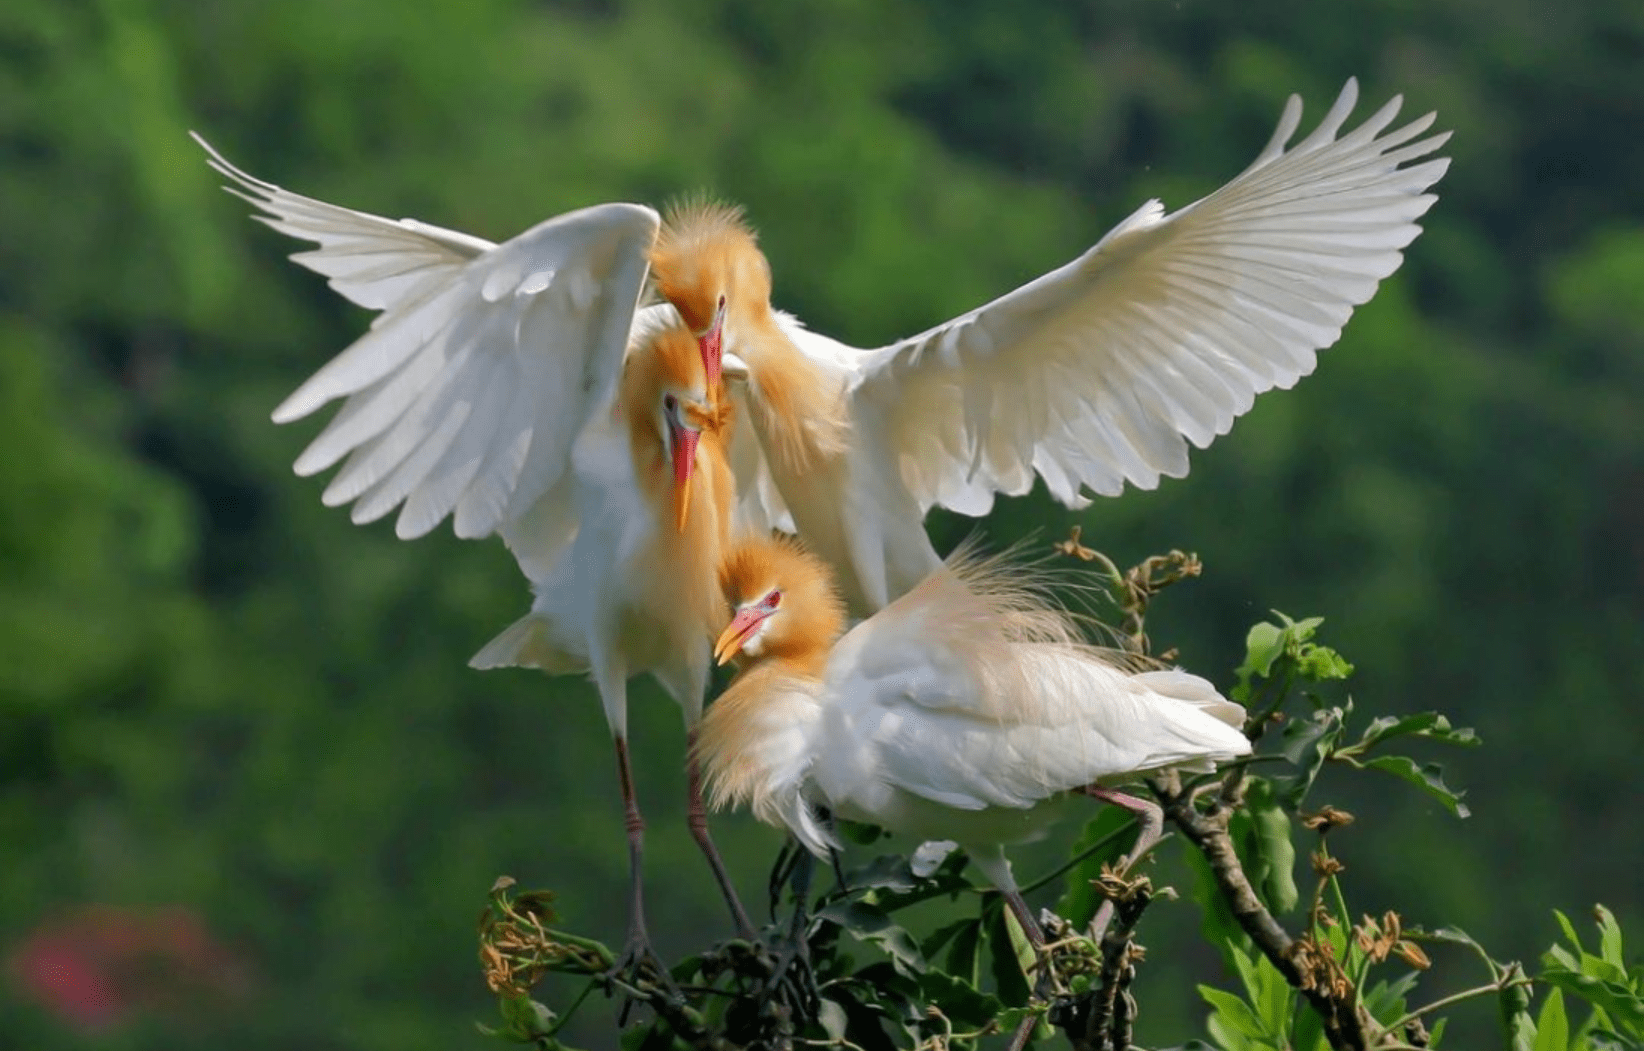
[1301,806,1357,833]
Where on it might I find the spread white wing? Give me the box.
[851,78,1452,513]
[195,133,659,541]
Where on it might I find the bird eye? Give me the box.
[717,294,726,310]
[763,590,781,609]
[664,393,677,412]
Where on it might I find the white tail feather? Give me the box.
[469,614,583,673]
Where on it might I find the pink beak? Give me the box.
[669,418,700,533]
[714,606,771,666]
[698,301,726,404]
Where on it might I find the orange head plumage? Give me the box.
[623,322,718,533]
[712,534,846,675]
[650,196,773,402]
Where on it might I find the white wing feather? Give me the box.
[851,78,1452,513]
[723,361,797,535]
[815,561,1251,816]
[194,133,659,541]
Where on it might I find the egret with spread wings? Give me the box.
[194,136,753,967]
[653,79,1452,615]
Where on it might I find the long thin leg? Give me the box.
[829,847,850,892]
[684,728,756,938]
[787,847,816,940]
[612,735,656,966]
[1005,1014,1038,1051]
[968,845,1048,949]
[1081,786,1164,944]
[1002,886,1049,950]
[971,844,1054,1011]
[763,844,818,1013]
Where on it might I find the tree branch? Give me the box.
[1153,778,1377,1051]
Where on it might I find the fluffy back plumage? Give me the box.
[699,534,1252,859]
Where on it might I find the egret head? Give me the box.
[630,324,714,533]
[714,535,845,667]
[650,196,772,401]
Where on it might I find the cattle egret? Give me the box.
[654,79,1452,615]
[695,534,1253,947]
[470,318,753,961]
[193,133,754,964]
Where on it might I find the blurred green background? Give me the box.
[2,0,1640,1046]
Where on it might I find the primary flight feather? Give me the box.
[654,78,1452,615]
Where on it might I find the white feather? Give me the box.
[725,79,1449,617]
[195,131,660,544]
[713,550,1252,858]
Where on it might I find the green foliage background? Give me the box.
[1,0,1639,1046]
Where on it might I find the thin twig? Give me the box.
[1020,823,1137,895]
[1373,977,1534,1041]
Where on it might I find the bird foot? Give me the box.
[759,927,818,1017]
[607,929,679,1024]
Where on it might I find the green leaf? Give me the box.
[1585,1030,1638,1051]
[917,969,1004,1028]
[496,993,558,1038]
[984,898,1033,1006]
[1554,909,1583,952]
[822,985,899,1051]
[815,900,928,974]
[1355,711,1481,752]
[1185,842,1255,972]
[850,963,924,1027]
[1596,905,1626,969]
[818,998,850,1041]
[1536,988,1571,1051]
[850,854,922,895]
[855,848,975,912]
[944,917,983,988]
[1540,970,1644,1037]
[1296,642,1354,682]
[1227,940,1268,1019]
[1199,985,1268,1047]
[1362,972,1421,1027]
[1292,995,1329,1051]
[1274,704,1349,808]
[1243,777,1300,914]
[1361,755,1472,817]
[1245,943,1294,1037]
[1234,621,1287,701]
[828,980,907,1051]
[1411,923,1511,975]
[921,917,971,959]
[1502,964,1538,1051]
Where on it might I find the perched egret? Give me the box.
[696,534,1253,946]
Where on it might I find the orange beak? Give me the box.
[668,417,700,533]
[697,301,726,411]
[714,606,772,666]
